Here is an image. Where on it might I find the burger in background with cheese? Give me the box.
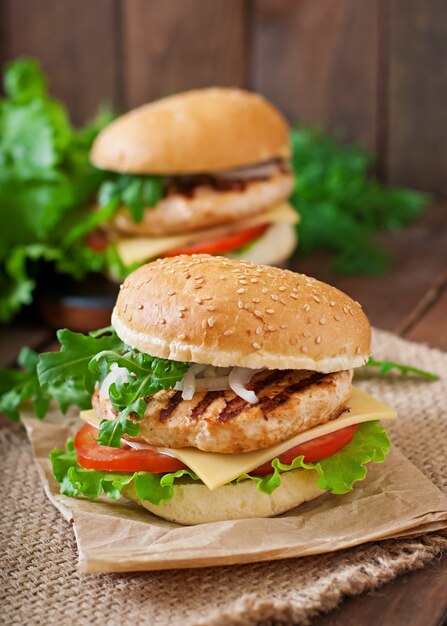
[87,88,298,277]
[43,255,395,525]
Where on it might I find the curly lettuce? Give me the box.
[50,421,390,508]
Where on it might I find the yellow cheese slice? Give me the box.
[115,202,299,266]
[80,386,396,491]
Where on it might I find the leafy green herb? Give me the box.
[49,421,389,507]
[366,357,439,381]
[97,174,165,223]
[0,347,50,421]
[89,349,188,446]
[290,128,429,275]
[0,58,112,322]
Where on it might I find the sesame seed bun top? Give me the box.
[90,88,290,175]
[111,255,371,372]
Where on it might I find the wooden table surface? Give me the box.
[1,203,446,625]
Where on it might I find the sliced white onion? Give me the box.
[100,364,129,400]
[179,368,196,401]
[175,376,230,394]
[188,363,208,375]
[229,367,259,404]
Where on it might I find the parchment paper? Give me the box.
[22,403,447,573]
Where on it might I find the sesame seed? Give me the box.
[301,346,309,353]
[262,288,269,294]
[207,317,215,328]
[195,275,203,280]
[179,306,187,311]
[224,328,235,336]
[266,308,275,314]
[196,278,204,284]
[238,301,244,309]
[316,336,322,344]
[252,342,261,350]
[334,315,341,321]
[356,347,362,354]
[252,297,260,303]
[343,305,349,314]
[201,320,207,329]
[290,338,298,345]
[319,317,327,325]
[239,279,248,285]
[119,284,124,290]
[207,305,216,311]
[137,304,144,310]
[195,297,203,304]
[251,278,258,283]
[271,294,279,301]
[254,310,263,318]
[178,333,186,340]
[303,303,310,311]
[329,301,336,307]
[355,300,362,308]
[237,288,246,294]
[293,287,299,292]
[303,331,311,338]
[279,298,287,305]
[185,273,191,279]
[278,286,286,291]
[203,296,213,301]
[266,324,276,332]
[280,324,288,329]
[256,326,263,335]
[194,285,202,290]
[290,293,299,300]
[161,318,166,325]
[168,290,176,296]
[349,308,355,316]
[178,312,184,318]
[313,296,321,303]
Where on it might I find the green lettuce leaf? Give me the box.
[236,421,390,495]
[50,421,390,509]
[50,440,199,504]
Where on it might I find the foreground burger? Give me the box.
[45,255,395,525]
[88,88,298,275]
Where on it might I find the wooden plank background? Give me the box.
[1,0,446,194]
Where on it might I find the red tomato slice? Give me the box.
[74,424,187,473]
[85,229,108,252]
[249,424,360,476]
[163,224,268,257]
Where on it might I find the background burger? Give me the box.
[44,255,395,525]
[88,88,298,277]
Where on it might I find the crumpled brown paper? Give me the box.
[22,405,447,573]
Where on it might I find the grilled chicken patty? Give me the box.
[92,368,353,453]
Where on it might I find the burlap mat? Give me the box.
[1,328,446,626]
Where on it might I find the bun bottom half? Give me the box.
[122,469,325,525]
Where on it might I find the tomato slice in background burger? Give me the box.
[249,424,360,476]
[85,228,108,252]
[163,224,268,257]
[74,424,187,473]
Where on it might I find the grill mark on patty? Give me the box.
[216,370,291,423]
[189,391,222,422]
[159,391,183,422]
[259,372,328,416]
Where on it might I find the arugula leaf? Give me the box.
[0,347,50,421]
[97,174,165,223]
[366,357,439,381]
[290,128,429,275]
[89,349,188,446]
[37,327,124,393]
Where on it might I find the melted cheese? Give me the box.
[80,386,396,491]
[115,202,299,266]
